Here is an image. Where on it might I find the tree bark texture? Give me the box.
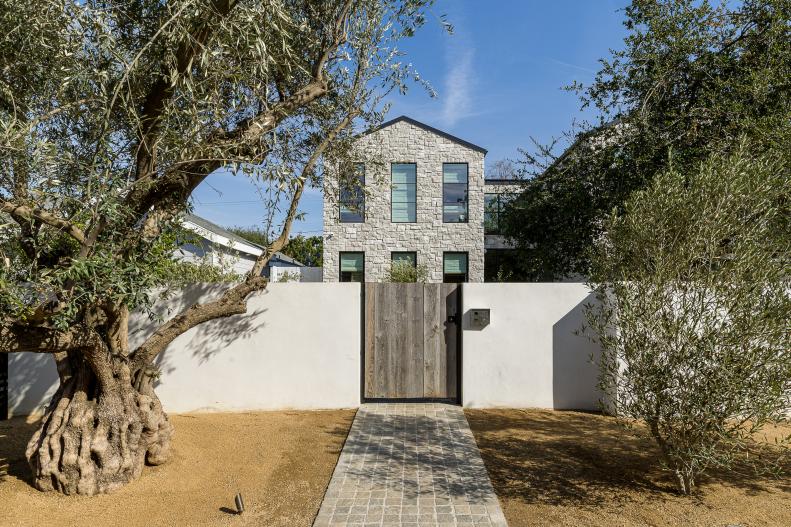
[24,346,172,495]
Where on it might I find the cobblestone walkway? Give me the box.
[313,403,507,526]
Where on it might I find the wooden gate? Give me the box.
[363,283,460,401]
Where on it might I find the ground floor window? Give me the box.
[391,251,417,267]
[339,252,364,282]
[484,249,520,282]
[443,252,468,283]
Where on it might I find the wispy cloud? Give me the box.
[440,46,474,128]
[436,3,477,129]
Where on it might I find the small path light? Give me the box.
[234,493,245,515]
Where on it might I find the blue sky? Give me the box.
[191,0,629,236]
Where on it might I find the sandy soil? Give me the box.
[0,410,355,527]
[466,409,791,527]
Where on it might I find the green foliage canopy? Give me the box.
[501,0,791,280]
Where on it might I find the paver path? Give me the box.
[313,403,507,526]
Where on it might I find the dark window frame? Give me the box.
[484,192,516,235]
[391,162,417,223]
[442,251,469,283]
[442,162,469,224]
[339,163,365,223]
[339,251,365,282]
[391,251,417,267]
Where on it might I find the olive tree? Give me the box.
[0,0,432,495]
[588,144,791,494]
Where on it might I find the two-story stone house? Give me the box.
[323,115,524,283]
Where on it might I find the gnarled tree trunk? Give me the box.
[24,341,172,495]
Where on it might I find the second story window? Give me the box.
[484,192,516,234]
[443,163,468,223]
[339,163,365,223]
[391,163,416,222]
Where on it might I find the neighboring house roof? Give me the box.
[268,251,304,266]
[181,214,304,266]
[363,115,488,155]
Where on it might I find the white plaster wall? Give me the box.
[323,119,486,282]
[270,266,323,282]
[462,283,603,410]
[8,283,361,416]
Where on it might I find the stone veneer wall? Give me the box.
[323,119,485,282]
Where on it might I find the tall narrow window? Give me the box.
[391,251,417,267]
[443,252,468,283]
[443,163,468,223]
[339,252,364,282]
[391,163,416,222]
[339,163,365,222]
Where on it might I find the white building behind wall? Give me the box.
[323,116,487,283]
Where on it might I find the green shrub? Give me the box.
[588,144,791,494]
[386,260,429,283]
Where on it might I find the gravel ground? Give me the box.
[466,408,791,527]
[0,410,355,527]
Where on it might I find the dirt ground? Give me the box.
[466,409,791,527]
[0,409,355,527]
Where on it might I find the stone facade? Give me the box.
[323,117,486,283]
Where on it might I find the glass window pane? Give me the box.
[391,183,416,203]
[443,184,468,204]
[443,253,468,273]
[443,163,468,183]
[484,212,498,234]
[340,164,365,223]
[485,193,499,211]
[392,252,416,266]
[443,207,466,223]
[392,202,416,222]
[392,163,416,184]
[340,206,363,223]
[340,252,364,272]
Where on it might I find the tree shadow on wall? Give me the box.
[128,283,269,379]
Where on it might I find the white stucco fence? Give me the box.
[462,283,602,410]
[7,282,603,416]
[8,283,362,416]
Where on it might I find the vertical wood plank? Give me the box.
[404,283,424,398]
[374,283,389,398]
[364,283,376,398]
[423,283,440,397]
[443,284,459,399]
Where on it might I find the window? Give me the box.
[484,249,519,282]
[391,163,416,222]
[391,251,417,267]
[443,163,468,223]
[443,252,468,283]
[339,163,365,223]
[339,252,364,282]
[484,192,514,234]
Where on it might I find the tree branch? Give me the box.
[0,200,86,245]
[0,325,101,354]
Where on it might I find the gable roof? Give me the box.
[363,115,488,155]
[182,214,304,266]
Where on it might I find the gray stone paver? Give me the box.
[313,403,507,527]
